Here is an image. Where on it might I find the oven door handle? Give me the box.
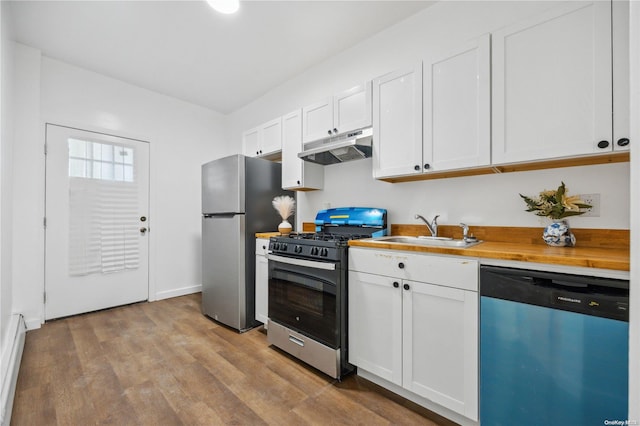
[267,254,336,271]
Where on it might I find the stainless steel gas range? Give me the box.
[266,207,387,379]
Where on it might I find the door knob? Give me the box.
[140,216,147,222]
[140,227,148,234]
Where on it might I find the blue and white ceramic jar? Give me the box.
[542,220,576,247]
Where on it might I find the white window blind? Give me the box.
[68,139,139,276]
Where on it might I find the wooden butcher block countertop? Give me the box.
[255,232,281,239]
[348,225,630,272]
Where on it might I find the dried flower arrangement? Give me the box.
[272,195,296,220]
[519,182,591,220]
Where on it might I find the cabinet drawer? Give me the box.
[255,238,270,256]
[267,320,339,379]
[349,248,478,291]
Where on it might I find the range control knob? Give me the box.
[273,242,280,250]
[294,245,302,253]
[320,248,329,257]
[311,247,319,256]
[281,243,288,251]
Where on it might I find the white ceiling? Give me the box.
[9,0,435,115]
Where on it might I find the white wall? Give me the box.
[298,159,629,230]
[628,0,639,419]
[0,0,15,350]
[229,0,630,232]
[11,44,40,330]
[13,46,231,327]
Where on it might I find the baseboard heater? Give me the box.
[1,314,26,426]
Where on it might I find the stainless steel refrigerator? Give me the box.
[201,154,292,332]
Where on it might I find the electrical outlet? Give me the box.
[579,193,600,217]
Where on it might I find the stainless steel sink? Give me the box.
[368,235,482,248]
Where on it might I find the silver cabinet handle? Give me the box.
[267,254,336,270]
[288,335,305,347]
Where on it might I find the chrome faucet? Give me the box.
[459,223,469,240]
[459,222,478,243]
[415,214,439,237]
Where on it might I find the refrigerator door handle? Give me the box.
[267,254,336,271]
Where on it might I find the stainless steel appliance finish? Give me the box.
[202,154,292,332]
[267,207,387,379]
[298,127,373,165]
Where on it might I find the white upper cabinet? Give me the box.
[334,83,373,135]
[302,97,333,143]
[373,33,490,180]
[372,63,423,179]
[424,34,491,171]
[243,117,282,157]
[242,127,260,158]
[492,1,613,164]
[302,82,372,144]
[612,0,630,152]
[281,109,324,191]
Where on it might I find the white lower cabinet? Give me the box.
[255,238,269,327]
[348,248,478,422]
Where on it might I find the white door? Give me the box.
[45,124,150,320]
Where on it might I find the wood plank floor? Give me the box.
[11,293,455,425]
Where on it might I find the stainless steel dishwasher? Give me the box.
[480,265,629,426]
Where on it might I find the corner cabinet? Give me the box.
[243,117,282,158]
[302,82,372,144]
[492,1,628,164]
[348,248,478,421]
[281,109,324,191]
[255,238,270,327]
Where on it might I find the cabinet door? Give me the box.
[334,82,372,135]
[261,117,282,155]
[492,1,612,164]
[348,271,403,386]
[243,127,260,157]
[281,109,304,189]
[302,97,333,143]
[373,63,423,179]
[424,34,490,171]
[403,281,478,421]
[282,109,324,190]
[255,239,269,325]
[612,0,630,152]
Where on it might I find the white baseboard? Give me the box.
[154,284,202,301]
[1,314,26,426]
[23,317,41,331]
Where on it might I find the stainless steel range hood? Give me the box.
[298,127,373,165]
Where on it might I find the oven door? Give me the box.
[267,254,339,348]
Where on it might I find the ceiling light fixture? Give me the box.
[206,0,239,14]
